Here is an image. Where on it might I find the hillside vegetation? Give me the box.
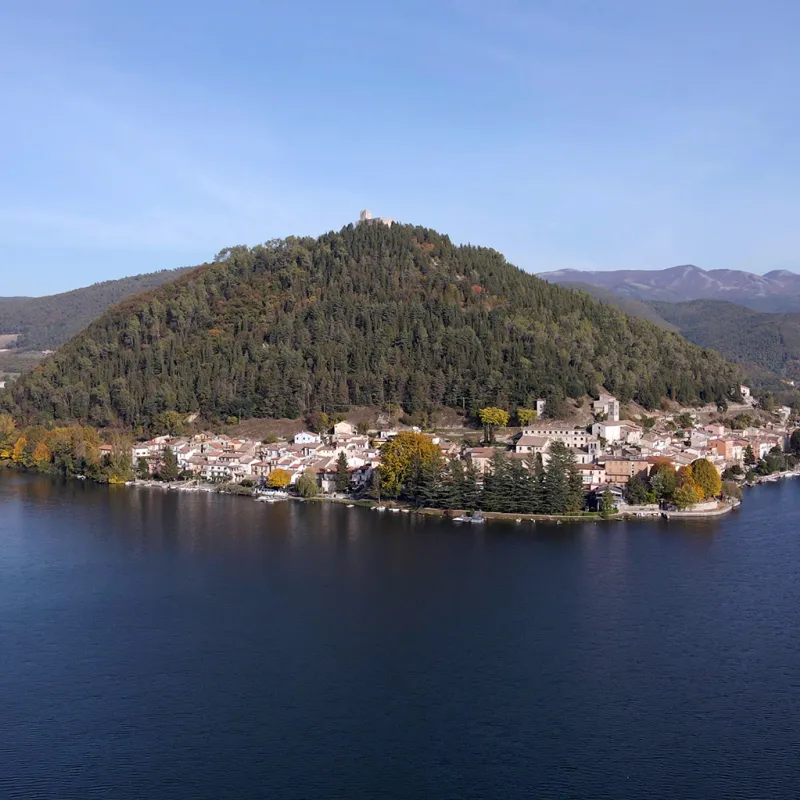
[4,224,740,428]
[558,282,677,331]
[0,267,193,351]
[651,300,800,383]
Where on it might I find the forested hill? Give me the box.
[5,224,740,428]
[0,267,193,351]
[650,299,800,383]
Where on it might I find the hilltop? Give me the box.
[4,224,740,429]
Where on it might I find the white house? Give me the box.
[514,435,550,455]
[333,420,357,437]
[522,425,593,448]
[592,421,623,443]
[293,431,322,445]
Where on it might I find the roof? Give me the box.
[468,447,496,458]
[516,435,549,447]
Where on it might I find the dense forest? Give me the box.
[3,224,740,429]
[650,300,800,383]
[558,281,678,331]
[0,267,192,351]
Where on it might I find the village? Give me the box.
[127,384,800,515]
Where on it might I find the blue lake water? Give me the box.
[1,471,799,799]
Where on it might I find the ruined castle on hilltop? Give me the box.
[358,209,393,227]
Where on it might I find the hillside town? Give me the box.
[128,386,799,514]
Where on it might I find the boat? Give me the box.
[515,518,522,523]
[470,514,485,524]
[374,505,386,511]
[389,507,400,513]
[452,515,472,523]
[346,504,354,508]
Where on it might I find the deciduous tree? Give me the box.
[267,468,292,489]
[478,407,509,444]
[378,432,442,499]
[691,458,721,499]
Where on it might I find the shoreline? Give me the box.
[6,467,796,523]
[124,479,743,523]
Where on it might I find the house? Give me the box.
[602,459,649,485]
[704,423,726,437]
[293,431,321,445]
[592,421,623,443]
[535,398,547,416]
[466,447,496,474]
[333,420,357,437]
[513,435,550,455]
[522,425,593,448]
[569,447,595,465]
[709,439,735,462]
[740,385,751,400]
[576,463,606,488]
[620,424,643,444]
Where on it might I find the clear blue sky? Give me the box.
[2,0,800,295]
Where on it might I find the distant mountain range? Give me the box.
[541,265,800,312]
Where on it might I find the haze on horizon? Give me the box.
[2,0,800,296]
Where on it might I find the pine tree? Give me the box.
[158,446,180,482]
[542,441,572,513]
[439,459,465,509]
[462,459,481,510]
[334,451,350,493]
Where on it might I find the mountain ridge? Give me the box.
[541,264,800,311]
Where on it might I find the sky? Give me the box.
[2,0,800,295]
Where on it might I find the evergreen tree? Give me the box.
[334,451,350,493]
[158,446,180,482]
[524,453,544,513]
[541,442,571,513]
[600,489,615,518]
[461,459,481,510]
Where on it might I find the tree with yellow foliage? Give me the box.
[12,436,27,465]
[267,468,292,489]
[478,407,510,443]
[673,465,704,509]
[516,408,538,426]
[378,431,442,498]
[32,441,52,470]
[0,413,17,460]
[691,458,722,500]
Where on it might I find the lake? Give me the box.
[2,471,800,799]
